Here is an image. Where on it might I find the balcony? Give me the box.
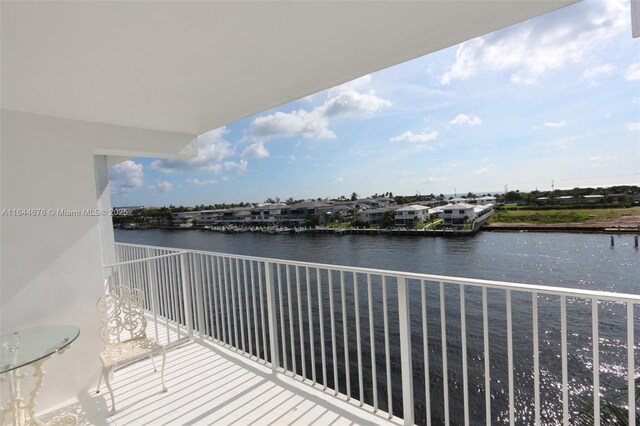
[42,243,638,425]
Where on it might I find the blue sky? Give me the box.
[110,0,640,207]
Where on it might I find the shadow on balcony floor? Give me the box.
[40,339,399,425]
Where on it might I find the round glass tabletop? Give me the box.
[0,325,80,373]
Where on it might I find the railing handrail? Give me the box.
[103,250,186,268]
[113,242,640,303]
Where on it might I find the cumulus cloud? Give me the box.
[440,0,628,85]
[544,120,567,128]
[390,130,438,143]
[152,127,234,174]
[450,114,482,126]
[583,63,615,80]
[628,122,640,131]
[148,181,173,193]
[242,142,270,158]
[186,178,217,186]
[108,160,144,197]
[210,160,248,175]
[244,77,390,142]
[625,63,640,81]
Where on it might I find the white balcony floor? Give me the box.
[40,338,400,426]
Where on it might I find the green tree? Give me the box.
[382,210,396,228]
[350,192,358,201]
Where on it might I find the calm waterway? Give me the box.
[115,229,639,424]
[115,229,639,292]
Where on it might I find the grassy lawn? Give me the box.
[487,207,640,224]
[425,218,442,230]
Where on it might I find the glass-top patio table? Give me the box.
[0,325,80,426]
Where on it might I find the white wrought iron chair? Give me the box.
[96,286,167,414]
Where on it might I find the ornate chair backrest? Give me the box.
[97,285,147,347]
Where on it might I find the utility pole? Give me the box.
[504,184,508,205]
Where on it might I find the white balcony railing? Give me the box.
[105,242,639,426]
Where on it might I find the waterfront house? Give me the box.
[395,205,431,227]
[476,196,497,206]
[441,203,476,227]
[358,207,396,227]
[3,2,637,426]
[171,211,196,227]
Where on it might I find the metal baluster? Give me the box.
[460,284,469,426]
[307,266,316,385]
[561,295,568,426]
[287,265,296,376]
[368,274,377,410]
[329,270,338,395]
[439,282,449,425]
[483,286,491,425]
[341,271,350,400]
[421,280,429,426]
[296,266,306,380]
[383,276,392,418]
[278,263,287,371]
[505,289,514,426]
[317,268,327,390]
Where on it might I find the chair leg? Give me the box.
[159,348,167,393]
[96,369,103,394]
[103,365,116,415]
[150,354,157,372]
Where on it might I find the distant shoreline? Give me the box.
[116,224,640,235]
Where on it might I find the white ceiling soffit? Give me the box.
[632,0,640,38]
[1,1,577,136]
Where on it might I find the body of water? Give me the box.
[115,229,639,424]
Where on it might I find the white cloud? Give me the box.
[423,176,444,184]
[245,78,390,142]
[334,177,344,183]
[583,63,615,80]
[544,120,567,128]
[510,74,537,85]
[450,114,482,126]
[628,122,640,131]
[108,160,144,197]
[625,63,640,81]
[414,144,435,152]
[242,142,270,158]
[148,181,173,193]
[440,0,628,85]
[185,178,217,186]
[390,130,438,143]
[246,109,335,142]
[152,127,234,174]
[473,165,494,175]
[209,160,248,175]
[589,155,617,168]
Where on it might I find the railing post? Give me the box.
[146,252,160,343]
[180,252,194,340]
[398,277,414,425]
[264,261,280,374]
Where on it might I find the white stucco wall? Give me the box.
[0,110,195,410]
